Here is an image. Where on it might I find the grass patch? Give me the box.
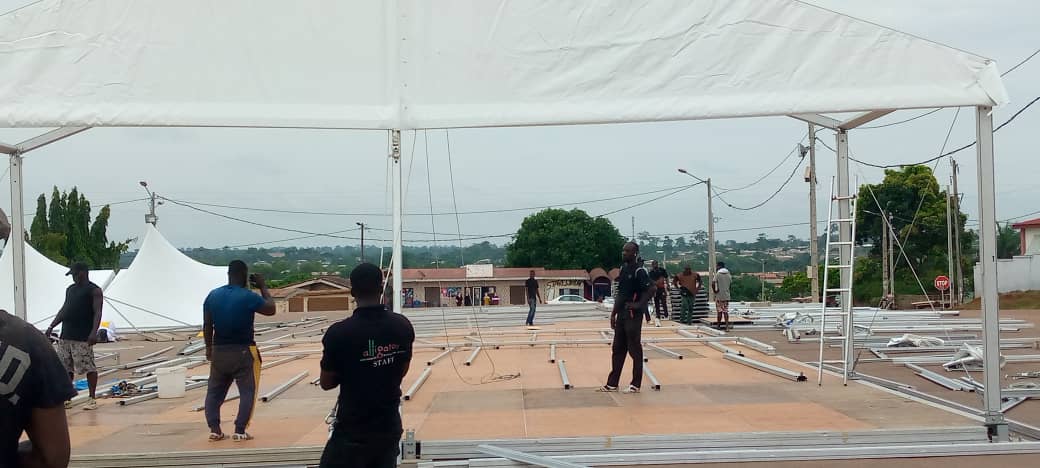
[962,290,1040,310]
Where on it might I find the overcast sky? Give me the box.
[1,1,1037,253]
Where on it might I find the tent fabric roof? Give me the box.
[0,0,1007,130]
[0,243,114,328]
[102,224,226,329]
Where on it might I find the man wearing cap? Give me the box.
[45,262,104,411]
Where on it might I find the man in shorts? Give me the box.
[673,266,702,325]
[712,262,733,331]
[45,262,104,411]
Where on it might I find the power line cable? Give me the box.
[830,96,1040,169]
[694,150,806,211]
[1001,46,1040,77]
[595,182,701,217]
[715,132,808,194]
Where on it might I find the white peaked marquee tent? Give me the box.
[102,224,227,330]
[0,0,1011,437]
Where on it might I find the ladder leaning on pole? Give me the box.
[817,178,859,386]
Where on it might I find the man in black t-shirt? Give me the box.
[319,263,415,468]
[1,309,77,468]
[524,270,543,327]
[598,242,655,394]
[45,262,103,411]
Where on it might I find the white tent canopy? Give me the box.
[0,0,1006,130]
[0,0,1013,436]
[102,224,226,330]
[0,242,113,327]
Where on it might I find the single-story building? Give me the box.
[401,265,590,307]
[271,276,353,314]
[1012,217,1040,255]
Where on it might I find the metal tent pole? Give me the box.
[835,130,855,380]
[8,154,27,320]
[707,178,716,302]
[974,105,1007,441]
[391,129,404,314]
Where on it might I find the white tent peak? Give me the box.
[0,0,1008,130]
[102,224,226,330]
[0,240,113,327]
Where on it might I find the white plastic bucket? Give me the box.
[156,366,186,398]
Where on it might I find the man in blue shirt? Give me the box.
[203,260,276,442]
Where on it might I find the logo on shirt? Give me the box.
[361,339,406,367]
[0,343,30,405]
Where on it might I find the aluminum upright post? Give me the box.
[974,106,1007,441]
[835,130,855,380]
[8,154,27,320]
[946,185,955,308]
[808,124,820,303]
[391,130,404,315]
[707,178,716,302]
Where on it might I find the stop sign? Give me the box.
[934,275,951,291]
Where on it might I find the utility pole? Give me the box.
[946,184,955,307]
[807,124,820,303]
[357,222,366,263]
[951,159,964,304]
[888,212,896,298]
[881,209,889,299]
[631,216,636,241]
[707,177,717,302]
[760,259,766,301]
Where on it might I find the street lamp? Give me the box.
[139,181,159,226]
[677,168,716,301]
[356,222,365,262]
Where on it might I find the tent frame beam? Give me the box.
[5,127,91,320]
[788,110,894,130]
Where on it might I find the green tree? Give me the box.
[27,187,132,269]
[997,223,1020,259]
[506,208,625,270]
[781,272,811,298]
[853,166,970,303]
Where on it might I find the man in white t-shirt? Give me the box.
[712,262,733,331]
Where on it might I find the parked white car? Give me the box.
[548,295,590,304]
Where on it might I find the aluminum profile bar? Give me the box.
[192,391,239,412]
[549,344,556,363]
[403,367,433,401]
[260,354,304,370]
[427,348,454,366]
[530,334,538,346]
[0,141,16,154]
[998,388,1040,399]
[260,371,309,402]
[15,127,90,153]
[476,444,590,468]
[905,363,973,391]
[464,347,482,366]
[558,360,572,390]
[310,376,321,385]
[646,343,683,359]
[706,341,743,356]
[737,337,776,355]
[122,357,169,370]
[837,110,895,130]
[120,381,207,406]
[643,364,661,391]
[789,113,841,130]
[137,346,175,361]
[133,357,192,375]
[1002,397,1028,413]
[724,353,807,382]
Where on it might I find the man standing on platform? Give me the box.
[598,242,655,394]
[525,270,543,327]
[319,263,415,467]
[46,262,103,411]
[712,262,733,331]
[203,260,276,442]
[649,260,670,321]
[673,266,702,325]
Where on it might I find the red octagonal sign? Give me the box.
[934,275,951,291]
